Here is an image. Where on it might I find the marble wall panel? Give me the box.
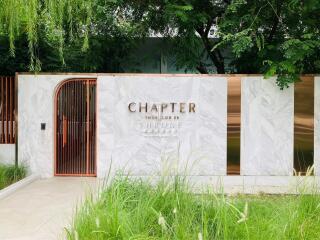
[241,76,294,176]
[97,75,228,177]
[0,144,15,165]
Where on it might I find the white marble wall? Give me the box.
[18,74,301,179]
[241,76,294,175]
[97,75,228,177]
[0,144,15,165]
[18,74,96,177]
[314,77,320,176]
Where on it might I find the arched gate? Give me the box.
[54,79,96,176]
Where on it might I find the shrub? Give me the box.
[0,164,26,190]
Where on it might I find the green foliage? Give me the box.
[67,176,320,239]
[0,0,319,88]
[0,164,26,190]
[0,0,145,73]
[218,0,320,88]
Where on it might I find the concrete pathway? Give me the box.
[0,177,99,240]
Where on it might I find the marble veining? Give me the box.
[241,76,294,176]
[97,76,228,177]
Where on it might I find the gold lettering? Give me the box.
[180,103,186,113]
[170,103,176,112]
[161,103,168,112]
[151,104,158,112]
[128,102,136,112]
[189,103,196,113]
[139,103,148,112]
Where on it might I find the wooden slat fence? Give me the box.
[0,76,15,144]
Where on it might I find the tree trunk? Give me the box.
[202,36,225,74]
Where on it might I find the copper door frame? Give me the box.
[54,78,97,176]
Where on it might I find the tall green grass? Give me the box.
[67,176,320,240]
[0,164,26,190]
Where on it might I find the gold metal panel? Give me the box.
[227,77,241,175]
[294,76,314,175]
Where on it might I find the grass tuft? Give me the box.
[0,164,26,190]
[67,176,320,240]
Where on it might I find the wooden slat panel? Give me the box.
[0,76,15,144]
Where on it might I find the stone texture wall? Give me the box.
[17,74,316,178]
[240,76,294,175]
[0,144,15,165]
[97,75,227,177]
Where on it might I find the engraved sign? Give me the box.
[128,102,196,137]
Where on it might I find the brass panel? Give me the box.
[227,77,241,175]
[294,76,314,175]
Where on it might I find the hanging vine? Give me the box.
[0,0,93,71]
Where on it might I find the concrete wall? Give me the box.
[0,144,15,165]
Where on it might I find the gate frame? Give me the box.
[53,78,97,177]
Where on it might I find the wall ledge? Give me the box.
[0,174,40,200]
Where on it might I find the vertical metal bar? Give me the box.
[72,82,75,174]
[13,77,15,143]
[57,89,60,174]
[11,77,13,143]
[93,82,96,174]
[94,79,98,175]
[69,82,72,174]
[86,80,90,175]
[70,82,73,174]
[93,83,95,174]
[63,86,66,174]
[81,81,84,174]
[60,87,63,174]
[8,77,10,143]
[64,83,69,173]
[5,77,8,143]
[82,81,85,174]
[56,90,59,174]
[14,74,18,166]
[9,77,12,143]
[90,83,93,174]
[61,86,64,174]
[89,83,92,174]
[79,82,81,174]
[76,82,79,174]
[74,82,77,174]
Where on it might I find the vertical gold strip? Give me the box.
[294,76,314,175]
[227,76,241,175]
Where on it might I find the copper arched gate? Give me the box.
[55,79,96,176]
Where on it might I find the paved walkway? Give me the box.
[0,177,99,240]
